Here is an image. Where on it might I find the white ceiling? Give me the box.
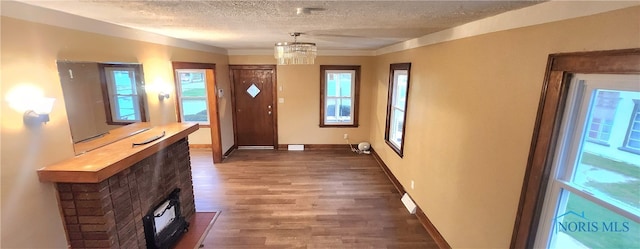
[17,1,544,51]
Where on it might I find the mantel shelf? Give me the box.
[37,122,199,183]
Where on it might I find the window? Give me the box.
[319,65,360,127]
[511,50,640,249]
[534,74,639,249]
[384,63,411,157]
[99,64,146,125]
[175,69,210,124]
[622,100,640,153]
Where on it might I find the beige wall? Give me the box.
[369,7,640,248]
[0,16,231,248]
[229,55,375,145]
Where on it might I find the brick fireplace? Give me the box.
[56,138,196,248]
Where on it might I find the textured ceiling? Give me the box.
[18,1,544,50]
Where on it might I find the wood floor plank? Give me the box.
[191,149,437,248]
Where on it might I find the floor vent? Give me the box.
[401,193,417,214]
[288,144,305,151]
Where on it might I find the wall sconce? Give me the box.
[23,97,55,126]
[158,91,170,101]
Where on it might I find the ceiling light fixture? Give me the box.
[274,32,317,65]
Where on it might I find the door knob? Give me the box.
[268,111,272,115]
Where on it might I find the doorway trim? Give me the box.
[171,61,223,163]
[510,48,640,249]
[228,65,278,148]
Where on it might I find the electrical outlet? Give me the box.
[343,134,349,140]
[411,180,415,190]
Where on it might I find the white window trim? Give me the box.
[175,69,210,125]
[104,67,141,123]
[323,69,356,125]
[389,69,408,149]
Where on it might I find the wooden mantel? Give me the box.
[38,122,199,183]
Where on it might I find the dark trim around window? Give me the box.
[384,63,411,157]
[98,63,147,125]
[319,65,361,127]
[510,49,640,249]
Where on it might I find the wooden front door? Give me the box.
[230,65,277,147]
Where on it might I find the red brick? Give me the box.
[69,240,84,248]
[63,208,77,216]
[80,224,106,232]
[67,224,81,232]
[57,183,72,192]
[65,216,78,224]
[84,239,111,248]
[74,192,101,200]
[77,208,103,216]
[76,200,102,208]
[72,184,100,192]
[68,231,83,240]
[83,232,109,240]
[60,200,75,209]
[59,192,74,200]
[78,216,106,224]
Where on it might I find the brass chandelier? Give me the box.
[274,32,317,65]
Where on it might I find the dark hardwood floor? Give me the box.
[190,149,437,249]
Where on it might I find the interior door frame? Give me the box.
[510,48,640,249]
[172,61,223,163]
[228,65,278,148]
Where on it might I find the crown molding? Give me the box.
[375,0,640,56]
[1,1,228,55]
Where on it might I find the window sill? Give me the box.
[586,139,610,147]
[385,140,403,158]
[180,122,210,128]
[107,121,138,126]
[319,124,359,128]
[617,146,640,155]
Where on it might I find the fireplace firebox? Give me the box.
[143,188,189,249]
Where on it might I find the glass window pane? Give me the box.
[340,75,352,97]
[628,139,640,149]
[115,96,138,121]
[394,71,408,110]
[181,99,208,122]
[180,73,206,97]
[326,98,337,119]
[339,98,351,118]
[548,191,639,249]
[573,90,640,211]
[113,71,135,95]
[326,75,338,97]
[390,108,405,146]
